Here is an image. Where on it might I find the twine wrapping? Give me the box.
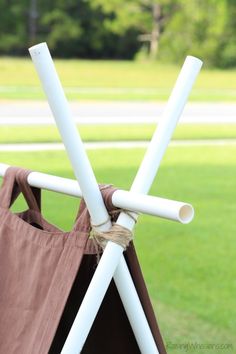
[92,223,133,250]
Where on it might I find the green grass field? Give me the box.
[1,123,236,144]
[0,144,235,353]
[0,57,236,101]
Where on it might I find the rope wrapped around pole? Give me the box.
[92,223,133,250]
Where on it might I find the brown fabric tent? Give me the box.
[0,167,166,354]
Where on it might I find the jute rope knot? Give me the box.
[91,208,137,251]
[92,223,133,250]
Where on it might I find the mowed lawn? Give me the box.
[1,123,236,144]
[0,144,235,353]
[0,57,236,101]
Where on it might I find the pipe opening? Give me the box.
[179,204,194,224]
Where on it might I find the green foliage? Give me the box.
[0,0,236,66]
[0,0,139,59]
[215,0,236,68]
[41,9,82,50]
[90,0,236,67]
[158,0,228,65]
[0,0,28,53]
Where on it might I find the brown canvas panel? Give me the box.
[0,167,166,354]
[0,167,89,354]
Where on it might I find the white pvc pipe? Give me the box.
[117,55,203,230]
[75,55,202,354]
[29,43,202,354]
[0,163,194,224]
[112,56,202,345]
[112,190,194,224]
[29,43,110,231]
[29,43,161,354]
[59,55,202,354]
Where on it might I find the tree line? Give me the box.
[0,0,235,67]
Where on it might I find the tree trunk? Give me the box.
[28,0,38,45]
[149,3,161,60]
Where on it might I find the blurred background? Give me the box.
[0,1,236,353]
[0,0,236,67]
